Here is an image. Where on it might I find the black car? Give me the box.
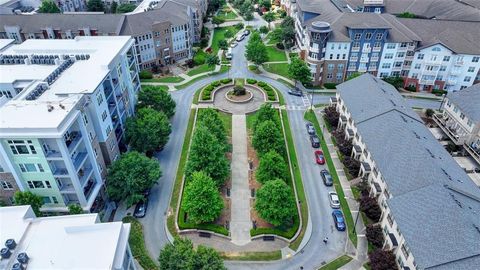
[320,169,333,186]
[306,122,316,135]
[310,135,320,148]
[133,199,148,218]
[288,89,303,96]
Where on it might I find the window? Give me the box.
[96,93,104,106]
[381,63,391,69]
[1,181,13,190]
[106,126,112,136]
[354,33,361,40]
[468,66,475,72]
[336,54,340,59]
[102,110,108,121]
[411,73,418,79]
[338,64,344,70]
[27,181,45,189]
[414,64,421,69]
[8,140,37,155]
[82,113,88,125]
[384,53,393,59]
[464,76,471,82]
[375,33,383,40]
[38,164,44,172]
[472,57,479,63]
[327,64,334,71]
[440,66,447,72]
[386,43,396,49]
[89,132,94,142]
[45,181,51,188]
[373,42,381,48]
[401,244,410,259]
[365,32,372,40]
[329,54,333,60]
[396,52,405,58]
[443,56,450,62]
[342,54,346,59]
[327,73,333,79]
[336,73,343,80]
[52,197,58,204]
[387,213,393,226]
[109,139,116,151]
[468,119,473,127]
[417,53,424,60]
[42,196,51,204]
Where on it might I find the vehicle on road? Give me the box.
[230,41,238,48]
[288,89,303,96]
[306,122,315,135]
[310,135,320,148]
[243,29,250,36]
[226,48,233,60]
[328,191,340,208]
[236,34,245,42]
[315,150,325,164]
[320,169,333,186]
[332,210,346,231]
[133,199,148,218]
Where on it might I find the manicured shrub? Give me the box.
[276,42,285,50]
[211,81,221,87]
[235,22,244,29]
[221,78,232,84]
[323,105,339,128]
[257,81,267,87]
[246,78,257,84]
[139,70,153,79]
[360,196,382,222]
[366,225,384,249]
[233,85,246,96]
[323,83,337,89]
[369,249,398,270]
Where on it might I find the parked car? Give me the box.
[133,199,148,218]
[226,48,233,60]
[310,135,320,148]
[243,29,250,36]
[236,34,245,42]
[230,41,238,48]
[328,191,340,208]
[288,89,303,96]
[315,150,325,164]
[332,210,346,231]
[306,122,315,135]
[320,169,333,186]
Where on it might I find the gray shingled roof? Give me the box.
[338,74,480,269]
[446,83,480,123]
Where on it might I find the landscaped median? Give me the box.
[304,110,357,247]
[318,255,353,270]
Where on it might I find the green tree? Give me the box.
[253,103,279,131]
[259,26,269,34]
[246,33,268,66]
[218,40,228,50]
[116,3,136,13]
[182,171,224,224]
[288,58,312,86]
[212,16,225,26]
[256,151,288,184]
[68,204,83,215]
[224,29,233,38]
[198,109,228,148]
[261,0,271,9]
[397,12,416,18]
[263,12,275,28]
[382,76,404,89]
[139,70,153,79]
[137,85,176,118]
[159,237,196,270]
[253,120,285,156]
[87,0,104,11]
[346,72,363,81]
[106,151,161,207]
[126,108,172,154]
[110,1,118,13]
[194,245,226,270]
[255,179,296,226]
[280,17,295,47]
[206,54,220,67]
[186,125,229,186]
[38,0,60,13]
[14,191,43,216]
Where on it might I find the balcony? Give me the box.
[370,56,379,62]
[362,47,371,53]
[66,132,82,153]
[360,57,369,63]
[79,166,94,187]
[83,178,97,201]
[62,194,80,205]
[72,151,88,171]
[454,60,464,66]
[419,79,435,85]
[372,46,381,52]
[58,179,75,193]
[52,167,68,177]
[465,142,480,165]
[351,46,360,52]
[45,149,62,159]
[433,114,469,145]
[349,56,358,62]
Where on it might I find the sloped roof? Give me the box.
[447,83,480,123]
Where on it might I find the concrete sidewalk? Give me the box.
[229,114,252,245]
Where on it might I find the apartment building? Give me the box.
[331,74,480,270]
[0,0,202,70]
[0,37,140,212]
[434,84,480,165]
[290,0,480,90]
[0,205,135,269]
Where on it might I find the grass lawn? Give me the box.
[364,262,372,270]
[304,110,357,247]
[319,255,353,270]
[265,32,280,45]
[263,63,291,79]
[187,64,215,76]
[216,9,238,20]
[175,66,229,90]
[221,251,282,261]
[266,46,287,62]
[141,76,184,83]
[140,84,169,91]
[122,216,159,270]
[282,109,309,251]
[211,26,241,54]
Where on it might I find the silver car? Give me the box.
[328,191,340,208]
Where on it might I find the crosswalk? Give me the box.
[302,94,311,107]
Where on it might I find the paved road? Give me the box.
[140,29,440,269]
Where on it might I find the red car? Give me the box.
[315,150,325,164]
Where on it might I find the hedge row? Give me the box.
[248,80,277,101]
[250,214,299,239]
[201,78,233,100]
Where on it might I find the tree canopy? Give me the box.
[197,109,228,149]
[279,17,296,47]
[126,107,172,154]
[68,204,84,215]
[182,171,224,224]
[106,151,161,206]
[137,85,176,118]
[246,32,268,66]
[116,3,136,13]
[253,103,279,131]
[255,179,296,226]
[288,58,312,86]
[38,0,60,13]
[253,120,285,157]
[212,16,225,26]
[206,54,220,67]
[346,72,363,81]
[159,237,225,270]
[186,125,229,186]
[87,0,104,11]
[263,12,275,24]
[256,151,288,184]
[14,191,43,216]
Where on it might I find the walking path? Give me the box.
[230,114,252,246]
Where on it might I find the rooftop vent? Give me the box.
[0,248,11,259]
[12,262,24,270]
[47,105,54,112]
[17,252,29,264]
[5,239,16,250]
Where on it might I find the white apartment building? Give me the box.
[332,74,480,269]
[434,84,480,165]
[0,36,140,212]
[0,205,135,270]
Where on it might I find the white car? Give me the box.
[328,191,340,209]
[226,48,233,60]
[236,34,245,42]
[230,41,238,48]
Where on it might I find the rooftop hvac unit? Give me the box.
[17,252,29,264]
[12,262,24,270]
[0,247,11,259]
[5,239,16,250]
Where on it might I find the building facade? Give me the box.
[0,37,140,212]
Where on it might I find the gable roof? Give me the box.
[447,83,480,123]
